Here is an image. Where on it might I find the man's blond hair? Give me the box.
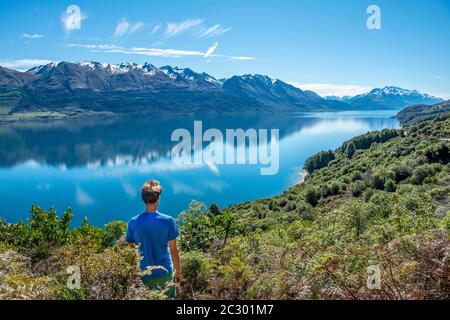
[141,180,163,204]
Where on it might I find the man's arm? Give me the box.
[169,240,181,284]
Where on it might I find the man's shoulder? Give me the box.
[129,212,145,223]
[156,212,175,221]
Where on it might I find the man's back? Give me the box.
[126,211,179,279]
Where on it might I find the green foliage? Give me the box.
[411,164,436,185]
[304,150,335,173]
[177,200,239,252]
[345,142,356,159]
[384,178,397,192]
[103,221,127,247]
[1,115,449,300]
[304,187,320,207]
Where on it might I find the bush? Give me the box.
[411,164,436,185]
[103,221,127,247]
[296,202,314,221]
[304,187,320,207]
[384,178,397,192]
[392,164,413,182]
[351,180,366,197]
[179,251,212,298]
[304,150,335,173]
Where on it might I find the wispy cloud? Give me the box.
[151,23,162,35]
[61,5,87,33]
[0,59,54,70]
[198,24,231,38]
[164,19,204,38]
[105,47,205,58]
[229,56,256,61]
[114,19,145,37]
[289,82,371,98]
[69,41,257,61]
[204,42,219,58]
[75,186,94,206]
[21,33,44,39]
[129,22,145,35]
[67,43,122,50]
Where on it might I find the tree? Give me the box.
[209,203,222,216]
[304,150,335,173]
[384,178,397,192]
[346,142,356,159]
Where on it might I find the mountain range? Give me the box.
[0,61,443,119]
[325,86,442,110]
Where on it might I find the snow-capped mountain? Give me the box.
[0,61,444,116]
[160,65,221,86]
[326,86,443,109]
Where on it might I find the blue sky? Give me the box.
[0,0,449,98]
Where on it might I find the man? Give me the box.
[126,180,181,298]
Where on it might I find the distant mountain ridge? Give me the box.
[0,61,444,119]
[325,86,443,110]
[396,99,450,126]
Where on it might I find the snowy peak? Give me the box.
[343,86,443,109]
[88,61,161,76]
[241,74,278,87]
[27,62,60,74]
[159,65,220,85]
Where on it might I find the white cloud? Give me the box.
[129,22,145,35]
[70,41,256,61]
[67,43,122,50]
[172,181,203,196]
[198,24,231,38]
[114,19,145,37]
[289,82,371,98]
[229,56,256,61]
[62,5,86,33]
[430,92,450,100]
[106,47,205,58]
[21,33,44,39]
[122,182,137,198]
[114,19,129,37]
[0,59,54,70]
[151,23,162,35]
[204,42,219,58]
[164,19,204,38]
[75,187,94,206]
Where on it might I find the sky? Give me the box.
[0,0,449,98]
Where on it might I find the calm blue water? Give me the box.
[0,111,400,226]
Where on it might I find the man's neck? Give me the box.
[145,204,158,213]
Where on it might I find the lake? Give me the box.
[0,110,400,226]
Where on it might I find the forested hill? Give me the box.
[1,107,449,300]
[396,99,450,126]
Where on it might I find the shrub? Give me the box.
[304,150,335,173]
[392,164,413,182]
[411,164,436,185]
[351,180,366,197]
[103,221,127,247]
[296,202,314,221]
[304,187,320,207]
[278,198,288,208]
[384,178,397,192]
[179,251,212,298]
[345,142,356,159]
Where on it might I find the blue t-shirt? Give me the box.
[126,211,179,279]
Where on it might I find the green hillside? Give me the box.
[1,112,449,300]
